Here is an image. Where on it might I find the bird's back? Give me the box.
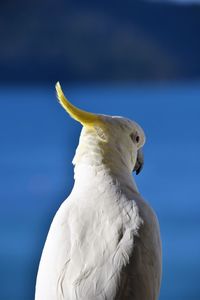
[35,188,161,300]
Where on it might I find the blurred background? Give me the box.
[0,0,200,299]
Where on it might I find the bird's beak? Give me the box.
[133,148,144,175]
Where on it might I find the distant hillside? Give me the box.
[0,0,200,82]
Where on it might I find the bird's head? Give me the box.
[56,82,145,175]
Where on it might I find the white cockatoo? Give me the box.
[35,82,162,300]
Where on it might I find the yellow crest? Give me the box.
[55,82,100,126]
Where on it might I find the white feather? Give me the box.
[35,116,161,300]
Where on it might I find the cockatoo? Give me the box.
[35,82,162,300]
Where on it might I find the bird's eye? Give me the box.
[135,135,140,143]
[130,133,140,144]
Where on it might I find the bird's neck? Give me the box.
[72,136,139,197]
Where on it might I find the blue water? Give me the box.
[0,82,200,299]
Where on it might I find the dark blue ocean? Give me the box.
[0,82,200,300]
